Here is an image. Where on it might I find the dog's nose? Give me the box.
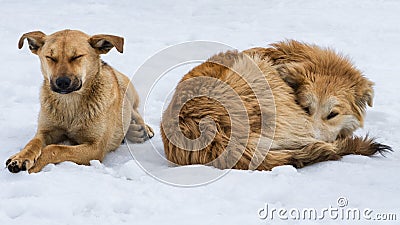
[55,77,71,90]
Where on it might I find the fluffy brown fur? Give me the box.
[245,40,374,140]
[161,44,391,171]
[6,29,153,173]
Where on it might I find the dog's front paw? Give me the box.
[126,123,154,143]
[6,153,37,173]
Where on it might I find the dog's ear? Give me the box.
[360,80,374,107]
[266,40,309,65]
[18,31,46,54]
[275,62,305,90]
[353,79,374,112]
[89,34,124,54]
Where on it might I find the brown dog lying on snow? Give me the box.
[6,29,153,173]
[161,40,391,170]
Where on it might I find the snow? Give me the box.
[1,0,399,224]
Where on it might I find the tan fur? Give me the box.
[161,45,390,171]
[6,29,153,173]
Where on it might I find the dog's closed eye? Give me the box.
[327,111,339,120]
[70,55,84,62]
[46,56,57,63]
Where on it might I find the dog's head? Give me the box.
[18,29,124,94]
[269,40,374,141]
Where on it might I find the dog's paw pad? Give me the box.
[5,158,11,167]
[6,157,34,173]
[21,160,30,171]
[7,160,22,173]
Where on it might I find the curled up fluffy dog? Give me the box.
[161,41,391,170]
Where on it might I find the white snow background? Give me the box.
[0,0,399,224]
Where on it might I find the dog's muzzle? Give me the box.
[51,76,82,94]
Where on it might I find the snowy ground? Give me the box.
[1,0,399,224]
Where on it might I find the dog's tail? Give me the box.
[263,142,341,170]
[256,136,392,170]
[333,136,392,157]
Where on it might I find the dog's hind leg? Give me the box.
[125,109,154,143]
[120,79,153,143]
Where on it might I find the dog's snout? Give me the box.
[55,77,71,90]
[51,76,82,94]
